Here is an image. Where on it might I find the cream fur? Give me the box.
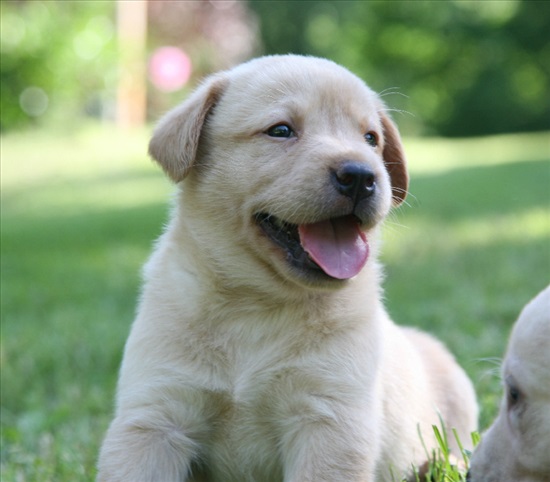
[469,285,550,482]
[97,55,477,482]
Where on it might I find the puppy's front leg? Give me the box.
[97,410,203,482]
[280,409,378,482]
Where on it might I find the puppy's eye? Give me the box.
[507,383,522,407]
[266,124,294,138]
[364,132,378,147]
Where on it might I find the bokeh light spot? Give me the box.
[149,47,192,92]
[19,87,49,117]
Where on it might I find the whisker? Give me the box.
[384,217,410,232]
[378,87,408,98]
[473,357,504,381]
[389,186,416,208]
[379,107,415,118]
[474,357,503,368]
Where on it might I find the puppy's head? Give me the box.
[469,285,550,482]
[149,55,408,290]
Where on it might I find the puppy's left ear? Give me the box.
[381,113,409,206]
[149,74,228,182]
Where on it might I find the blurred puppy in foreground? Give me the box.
[97,55,477,482]
[468,285,550,482]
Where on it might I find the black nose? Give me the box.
[333,162,376,204]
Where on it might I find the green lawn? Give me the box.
[2,126,549,481]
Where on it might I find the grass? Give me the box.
[1,125,549,481]
[406,421,480,482]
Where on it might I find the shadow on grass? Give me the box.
[406,159,549,221]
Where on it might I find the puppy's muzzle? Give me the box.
[332,161,376,207]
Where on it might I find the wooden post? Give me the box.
[116,1,147,128]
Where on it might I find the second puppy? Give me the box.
[469,285,550,482]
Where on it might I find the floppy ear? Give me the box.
[148,75,228,182]
[380,113,409,206]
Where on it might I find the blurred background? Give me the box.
[1,1,549,480]
[2,0,549,136]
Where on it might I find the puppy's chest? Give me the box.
[204,400,284,481]
[186,308,336,384]
[191,340,297,480]
[198,362,327,481]
[184,315,370,479]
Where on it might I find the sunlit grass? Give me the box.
[1,124,152,185]
[451,208,549,245]
[404,131,550,174]
[1,123,171,218]
[384,208,550,256]
[2,125,549,481]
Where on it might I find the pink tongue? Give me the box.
[298,217,369,279]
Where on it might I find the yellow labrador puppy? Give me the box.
[469,285,550,482]
[98,55,477,482]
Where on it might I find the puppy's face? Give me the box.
[149,56,408,290]
[469,286,550,482]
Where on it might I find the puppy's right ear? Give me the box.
[148,75,228,182]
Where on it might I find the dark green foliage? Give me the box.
[249,1,550,136]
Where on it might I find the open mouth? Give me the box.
[255,213,369,280]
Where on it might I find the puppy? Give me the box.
[468,286,550,482]
[97,55,477,482]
